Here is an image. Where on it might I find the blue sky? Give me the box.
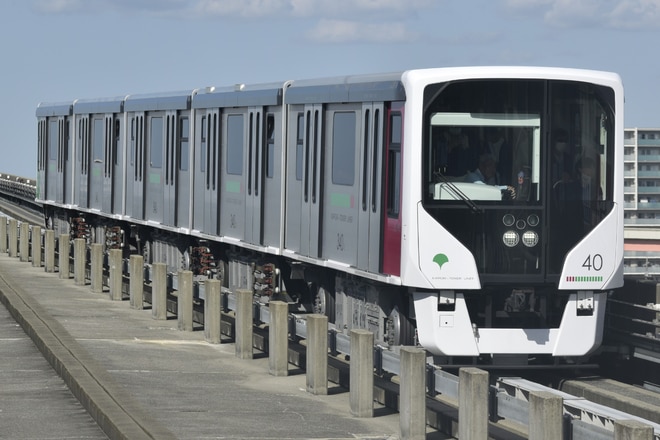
[2,0,659,178]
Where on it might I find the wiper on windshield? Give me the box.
[433,170,482,214]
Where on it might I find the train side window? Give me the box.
[296,113,304,181]
[227,114,244,175]
[114,118,120,166]
[332,111,356,186]
[387,112,402,217]
[179,116,189,171]
[266,114,275,179]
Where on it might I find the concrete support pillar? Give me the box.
[458,367,489,440]
[529,391,563,440]
[8,219,18,258]
[19,222,30,262]
[58,233,70,279]
[399,346,426,440]
[31,226,42,267]
[0,216,6,253]
[73,238,86,286]
[614,420,654,440]
[203,279,222,344]
[129,254,144,310]
[235,289,254,360]
[306,314,328,395]
[90,244,103,293]
[44,230,55,273]
[151,262,168,320]
[177,270,193,331]
[350,329,374,418]
[268,300,288,377]
[108,248,122,301]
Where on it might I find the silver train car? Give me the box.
[36,67,624,362]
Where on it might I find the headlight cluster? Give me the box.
[502,214,539,248]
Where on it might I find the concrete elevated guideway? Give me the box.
[0,251,435,440]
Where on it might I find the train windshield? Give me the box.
[422,79,615,280]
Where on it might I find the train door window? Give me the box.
[296,113,304,181]
[92,119,103,163]
[130,118,135,166]
[227,114,243,175]
[200,115,207,173]
[150,117,163,168]
[332,111,356,186]
[387,112,402,217]
[48,120,58,160]
[114,118,120,166]
[266,114,275,178]
[179,116,189,171]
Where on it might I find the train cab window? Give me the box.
[332,111,356,186]
[227,114,244,175]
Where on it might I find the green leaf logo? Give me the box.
[433,253,449,269]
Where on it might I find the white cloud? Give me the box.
[307,18,418,43]
[504,0,660,29]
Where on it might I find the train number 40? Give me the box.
[582,254,603,271]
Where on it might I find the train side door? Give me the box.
[193,110,219,234]
[284,107,304,253]
[321,104,360,267]
[298,104,324,258]
[101,114,114,213]
[175,113,192,228]
[130,113,145,219]
[220,110,246,240]
[162,111,178,226]
[63,118,73,205]
[88,115,104,210]
[145,112,165,223]
[111,116,123,215]
[262,110,283,248]
[357,103,385,273]
[245,106,263,245]
[45,117,61,202]
[75,115,90,209]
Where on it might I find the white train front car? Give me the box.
[400,67,624,358]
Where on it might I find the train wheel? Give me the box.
[387,305,416,347]
[312,284,335,323]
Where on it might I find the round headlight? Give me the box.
[503,230,519,247]
[522,230,539,247]
[527,214,540,227]
[502,214,515,227]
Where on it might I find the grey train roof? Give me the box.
[284,72,406,104]
[192,82,283,109]
[73,96,125,114]
[35,102,73,117]
[124,91,192,112]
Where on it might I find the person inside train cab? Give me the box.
[466,153,516,199]
[434,126,477,178]
[482,127,513,185]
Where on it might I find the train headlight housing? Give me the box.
[522,230,539,247]
[503,230,519,247]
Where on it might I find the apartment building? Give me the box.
[623,128,660,276]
